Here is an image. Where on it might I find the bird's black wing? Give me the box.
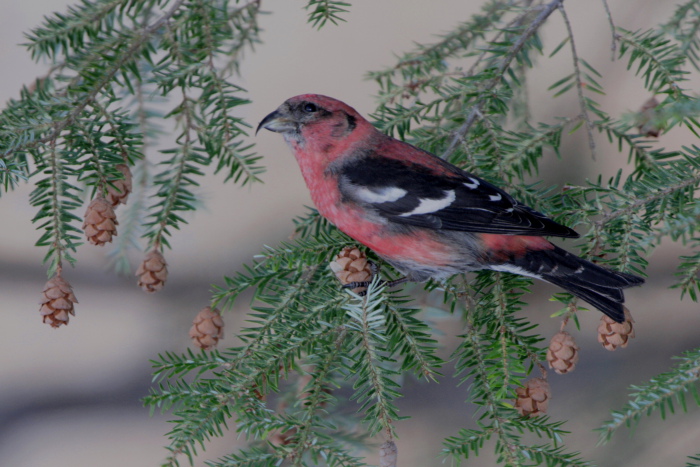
[337,154,578,238]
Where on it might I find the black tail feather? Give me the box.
[511,245,645,322]
[545,275,628,322]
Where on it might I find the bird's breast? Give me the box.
[291,147,456,268]
[307,174,456,267]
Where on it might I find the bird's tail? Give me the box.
[506,245,645,322]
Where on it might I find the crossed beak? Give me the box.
[256,109,297,135]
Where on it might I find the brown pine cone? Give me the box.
[106,164,132,208]
[379,440,398,467]
[268,427,297,447]
[136,249,168,293]
[547,331,580,374]
[637,96,663,137]
[598,308,635,351]
[39,273,78,328]
[83,196,118,245]
[189,306,224,350]
[514,377,551,417]
[329,247,373,293]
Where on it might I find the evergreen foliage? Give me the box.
[2,0,700,465]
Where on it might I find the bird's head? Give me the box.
[257,95,372,152]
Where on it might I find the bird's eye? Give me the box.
[303,102,318,113]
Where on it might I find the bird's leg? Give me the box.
[342,261,410,292]
[383,276,411,287]
[370,260,379,277]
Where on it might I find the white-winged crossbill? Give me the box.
[257,95,644,322]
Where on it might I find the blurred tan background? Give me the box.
[1,1,699,466]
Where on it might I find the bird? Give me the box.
[257,94,644,322]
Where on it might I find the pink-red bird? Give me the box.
[257,94,643,322]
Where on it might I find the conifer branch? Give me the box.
[30,129,83,276]
[441,0,564,160]
[146,88,196,250]
[7,0,188,160]
[107,68,154,273]
[305,0,351,28]
[346,281,399,439]
[600,0,617,59]
[6,1,700,465]
[594,118,658,169]
[289,328,348,466]
[558,3,597,160]
[461,323,521,465]
[674,249,700,300]
[615,28,685,96]
[107,159,148,274]
[599,349,700,443]
[384,300,441,380]
[663,0,700,71]
[595,172,700,227]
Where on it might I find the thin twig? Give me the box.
[290,327,348,466]
[600,0,617,60]
[48,130,63,270]
[558,2,597,160]
[594,172,700,228]
[76,121,109,195]
[441,0,565,160]
[616,31,683,98]
[358,290,396,441]
[463,323,521,465]
[377,0,515,79]
[463,9,533,78]
[3,0,187,159]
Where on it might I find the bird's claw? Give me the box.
[341,260,381,296]
[341,272,410,297]
[342,280,374,296]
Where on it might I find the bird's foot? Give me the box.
[342,262,409,296]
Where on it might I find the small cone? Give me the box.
[83,196,118,246]
[547,331,580,374]
[268,427,296,447]
[329,247,373,293]
[189,306,224,350]
[379,440,398,467]
[136,249,168,293]
[106,164,132,208]
[514,377,551,417]
[39,272,78,328]
[637,97,663,137]
[598,307,635,351]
